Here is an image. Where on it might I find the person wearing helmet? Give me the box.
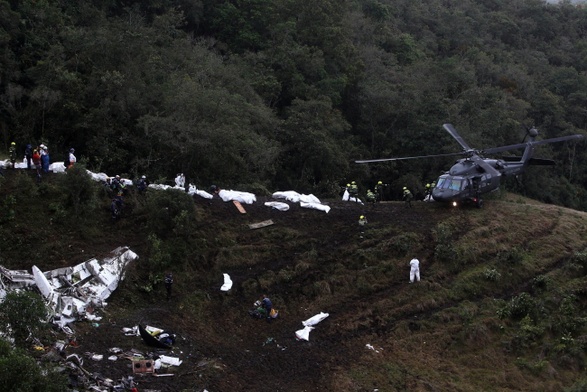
[8,142,17,168]
[136,175,148,195]
[348,181,359,202]
[366,189,376,205]
[25,144,33,170]
[376,180,386,202]
[402,186,413,208]
[358,215,368,226]
[424,182,433,201]
[40,145,50,173]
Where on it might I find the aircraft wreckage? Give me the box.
[0,246,138,332]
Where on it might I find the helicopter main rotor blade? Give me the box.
[470,155,500,176]
[355,152,464,164]
[443,123,473,152]
[482,134,584,155]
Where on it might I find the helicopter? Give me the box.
[355,123,584,208]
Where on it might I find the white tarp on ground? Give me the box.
[272,191,331,213]
[302,312,329,326]
[218,189,256,204]
[295,326,315,341]
[296,312,329,341]
[187,184,214,199]
[0,247,138,328]
[264,201,290,211]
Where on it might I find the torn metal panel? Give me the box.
[0,246,138,327]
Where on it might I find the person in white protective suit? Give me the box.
[409,258,420,283]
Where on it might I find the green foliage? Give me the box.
[1,0,586,204]
[0,195,16,223]
[433,222,458,263]
[56,165,98,216]
[388,232,422,257]
[483,267,501,282]
[565,378,587,392]
[144,190,196,239]
[496,247,525,264]
[497,292,536,321]
[146,234,172,272]
[0,339,67,392]
[0,292,48,348]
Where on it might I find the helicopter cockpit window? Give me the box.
[449,178,463,191]
[436,176,448,189]
[436,176,464,191]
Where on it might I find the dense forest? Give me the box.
[1,0,587,207]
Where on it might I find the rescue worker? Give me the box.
[376,181,386,202]
[424,182,433,201]
[137,175,148,194]
[25,144,32,169]
[366,189,376,205]
[358,215,368,226]
[409,258,420,283]
[164,272,173,301]
[40,145,50,173]
[402,186,413,208]
[8,142,17,168]
[358,215,368,239]
[32,148,41,181]
[348,181,359,202]
[261,294,273,321]
[67,148,76,169]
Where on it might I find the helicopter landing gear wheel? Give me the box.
[476,199,484,208]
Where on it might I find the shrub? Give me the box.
[56,164,98,215]
[483,267,501,282]
[0,339,67,391]
[144,190,197,239]
[388,232,421,257]
[496,247,525,264]
[0,291,49,348]
[497,292,535,320]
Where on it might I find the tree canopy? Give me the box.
[1,0,586,207]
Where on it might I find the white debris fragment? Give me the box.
[366,344,382,353]
[220,273,232,291]
[159,355,183,366]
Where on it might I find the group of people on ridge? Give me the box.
[346,180,439,207]
[6,142,57,181]
[7,142,75,170]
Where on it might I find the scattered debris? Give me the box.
[0,246,138,331]
[138,325,176,349]
[233,200,247,213]
[248,219,274,229]
[366,344,382,353]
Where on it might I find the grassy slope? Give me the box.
[0,170,586,391]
